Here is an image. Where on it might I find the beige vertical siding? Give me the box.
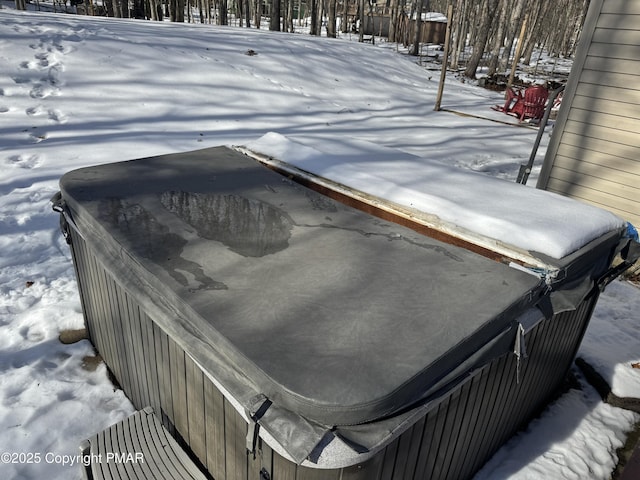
[537,0,640,227]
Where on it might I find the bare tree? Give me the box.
[499,0,526,69]
[242,0,251,27]
[486,0,508,76]
[464,0,500,78]
[327,0,337,37]
[149,0,163,20]
[411,0,430,56]
[169,0,185,21]
[450,0,468,70]
[341,0,351,33]
[218,0,228,24]
[270,0,281,30]
[253,0,262,28]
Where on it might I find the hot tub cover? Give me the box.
[56,146,625,463]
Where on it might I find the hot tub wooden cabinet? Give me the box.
[55,146,630,480]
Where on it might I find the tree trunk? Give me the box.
[15,0,27,10]
[327,0,337,38]
[244,0,251,27]
[500,0,526,69]
[358,0,364,42]
[411,0,430,56]
[450,0,467,70]
[463,0,499,79]
[487,0,507,76]
[341,0,350,33]
[286,0,294,31]
[522,0,547,64]
[388,0,399,42]
[218,0,228,24]
[315,0,323,35]
[149,0,162,20]
[254,0,261,28]
[270,0,281,30]
[114,0,124,18]
[310,0,320,35]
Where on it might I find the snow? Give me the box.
[0,8,638,480]
[243,132,624,260]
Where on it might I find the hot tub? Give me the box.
[54,145,634,479]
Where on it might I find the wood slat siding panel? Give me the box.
[440,373,487,480]
[378,437,400,480]
[134,310,159,420]
[495,327,543,451]
[98,265,129,397]
[297,465,341,480]
[574,82,640,105]
[564,118,637,148]
[552,151,640,188]
[548,165,639,203]
[596,13,640,30]
[127,290,150,409]
[85,253,112,367]
[418,401,450,479]
[462,356,510,479]
[593,28,640,47]
[273,454,297,480]
[247,438,269,480]
[601,0,640,15]
[169,337,190,444]
[411,409,438,480]
[341,454,385,480]
[68,233,94,340]
[185,355,207,467]
[154,323,174,428]
[118,286,145,410]
[404,416,429,480]
[204,380,226,479]
[142,313,162,416]
[592,27,640,46]
[134,304,156,413]
[393,416,426,480]
[474,355,517,471]
[570,95,640,125]
[579,68,637,89]
[100,272,131,404]
[70,234,103,361]
[588,42,640,62]
[560,132,640,165]
[546,177,640,225]
[584,55,640,77]
[431,384,470,480]
[224,401,248,480]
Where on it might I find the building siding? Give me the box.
[537,0,640,228]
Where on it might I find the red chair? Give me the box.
[519,85,549,121]
[493,85,549,122]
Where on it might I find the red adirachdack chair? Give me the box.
[493,85,549,122]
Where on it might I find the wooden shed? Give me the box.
[536,0,640,228]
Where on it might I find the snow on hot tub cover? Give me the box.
[56,146,619,464]
[243,133,626,261]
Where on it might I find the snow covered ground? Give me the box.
[0,8,639,480]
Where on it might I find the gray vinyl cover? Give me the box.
[57,146,622,461]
